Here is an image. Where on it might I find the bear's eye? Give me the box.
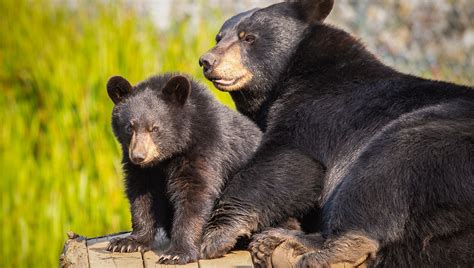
[151,126,159,133]
[215,33,222,44]
[243,34,256,44]
[126,124,134,134]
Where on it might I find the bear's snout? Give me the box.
[199,52,217,75]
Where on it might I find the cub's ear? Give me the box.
[292,0,334,24]
[107,76,133,104]
[162,75,191,105]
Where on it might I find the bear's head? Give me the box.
[107,74,193,167]
[199,0,333,92]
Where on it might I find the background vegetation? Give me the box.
[0,0,472,267]
[0,1,229,267]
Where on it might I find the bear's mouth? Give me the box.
[212,77,238,87]
[208,74,252,91]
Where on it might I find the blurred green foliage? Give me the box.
[0,0,230,267]
[1,0,472,267]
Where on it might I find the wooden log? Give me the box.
[87,232,143,268]
[60,231,367,267]
[60,231,89,268]
[198,250,254,268]
[60,231,255,268]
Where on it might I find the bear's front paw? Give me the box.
[107,236,151,253]
[200,228,237,259]
[158,248,198,265]
[250,228,307,267]
[296,252,326,268]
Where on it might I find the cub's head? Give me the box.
[107,74,193,167]
[199,0,334,92]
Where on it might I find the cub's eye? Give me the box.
[126,124,134,133]
[151,126,159,133]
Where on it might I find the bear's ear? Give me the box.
[293,0,334,24]
[162,75,191,106]
[107,76,133,104]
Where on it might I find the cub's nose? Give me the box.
[199,52,217,74]
[131,152,146,164]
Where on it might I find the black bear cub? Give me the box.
[105,73,261,264]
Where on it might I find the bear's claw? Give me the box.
[157,248,198,264]
[107,237,150,253]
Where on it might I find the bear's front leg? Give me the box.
[200,205,257,259]
[200,144,325,259]
[158,166,217,264]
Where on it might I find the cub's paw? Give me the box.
[200,228,237,259]
[107,236,151,253]
[158,248,198,265]
[250,228,307,267]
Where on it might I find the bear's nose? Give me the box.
[131,152,146,164]
[199,53,217,74]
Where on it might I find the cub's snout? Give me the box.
[128,132,159,165]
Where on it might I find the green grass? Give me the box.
[1,1,472,267]
[0,1,230,267]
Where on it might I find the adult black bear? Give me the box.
[105,74,262,264]
[198,0,474,267]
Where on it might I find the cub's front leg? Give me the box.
[158,163,218,264]
[107,191,157,253]
[108,168,169,253]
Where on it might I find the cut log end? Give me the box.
[60,232,89,268]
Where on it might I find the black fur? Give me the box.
[105,73,262,264]
[200,1,474,267]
